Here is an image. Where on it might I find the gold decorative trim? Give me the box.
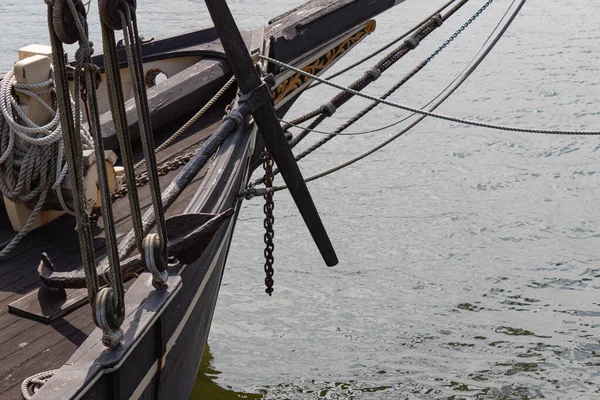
[272,20,377,105]
[364,20,377,35]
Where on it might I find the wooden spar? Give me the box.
[203,0,338,267]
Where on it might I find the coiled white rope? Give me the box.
[0,67,93,260]
[21,369,57,399]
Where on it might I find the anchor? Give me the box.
[38,208,235,289]
[8,209,234,323]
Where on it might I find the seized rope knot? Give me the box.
[365,67,382,81]
[74,41,95,64]
[403,35,420,50]
[82,62,99,74]
[223,108,245,126]
[320,102,337,117]
[430,14,444,27]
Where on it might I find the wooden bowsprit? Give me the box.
[204,0,338,267]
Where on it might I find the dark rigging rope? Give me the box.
[252,0,471,187]
[282,0,470,149]
[306,0,458,90]
[290,0,494,165]
[249,0,529,196]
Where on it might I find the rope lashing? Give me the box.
[321,102,337,117]
[365,68,382,81]
[403,35,420,50]
[46,0,125,349]
[284,0,495,167]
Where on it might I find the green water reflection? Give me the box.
[191,345,262,399]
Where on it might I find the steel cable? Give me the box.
[252,0,529,196]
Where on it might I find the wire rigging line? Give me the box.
[252,0,471,188]
[307,0,457,90]
[281,0,469,151]
[248,0,530,196]
[282,0,516,138]
[259,12,599,138]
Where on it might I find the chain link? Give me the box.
[427,0,494,62]
[262,149,275,296]
[112,147,200,200]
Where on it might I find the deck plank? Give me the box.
[0,111,224,399]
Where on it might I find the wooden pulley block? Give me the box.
[52,0,87,44]
[99,0,137,31]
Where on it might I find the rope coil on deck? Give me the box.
[0,67,93,260]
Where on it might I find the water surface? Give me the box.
[1,1,599,398]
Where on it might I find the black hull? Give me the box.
[22,0,406,398]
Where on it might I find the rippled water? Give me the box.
[2,0,600,399]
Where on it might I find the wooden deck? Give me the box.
[0,102,229,399]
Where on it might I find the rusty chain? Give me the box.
[112,99,238,201]
[262,149,275,296]
[112,147,200,200]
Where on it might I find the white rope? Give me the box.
[0,67,93,260]
[261,55,600,136]
[21,369,57,399]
